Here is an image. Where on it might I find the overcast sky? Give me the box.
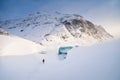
[0,0,120,37]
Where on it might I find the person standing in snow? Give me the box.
[42,59,45,64]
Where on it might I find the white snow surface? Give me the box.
[0,35,120,80]
[0,35,44,56]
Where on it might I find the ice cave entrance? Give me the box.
[58,46,73,60]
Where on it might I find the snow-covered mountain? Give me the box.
[0,12,113,50]
[0,12,119,80]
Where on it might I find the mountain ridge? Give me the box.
[0,12,113,49]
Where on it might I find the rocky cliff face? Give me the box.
[61,16,112,41]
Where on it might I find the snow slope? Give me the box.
[0,37,120,80]
[0,35,44,56]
